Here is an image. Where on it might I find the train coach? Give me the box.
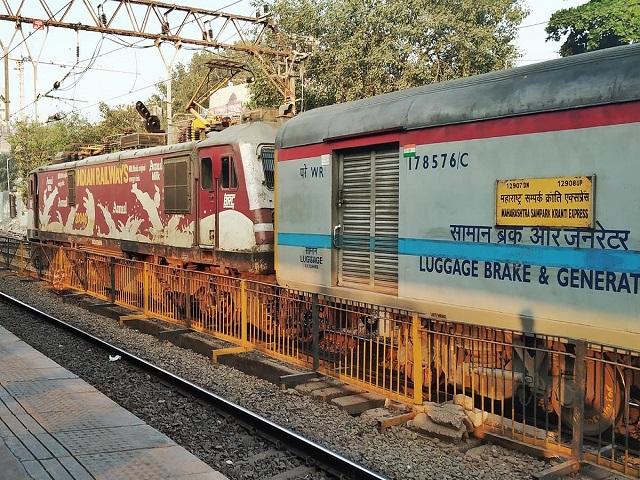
[27,122,278,277]
[275,44,640,433]
[24,44,640,436]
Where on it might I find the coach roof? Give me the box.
[276,43,640,150]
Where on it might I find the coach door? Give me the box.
[336,147,399,294]
[198,155,216,246]
[29,173,39,230]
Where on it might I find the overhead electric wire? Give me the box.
[517,20,550,30]
[59,0,249,114]
[73,0,245,64]
[6,0,258,120]
[75,74,179,113]
[0,1,74,62]
[54,35,105,93]
[9,58,139,74]
[9,27,106,118]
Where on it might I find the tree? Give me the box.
[7,114,99,192]
[546,0,640,56]
[251,0,527,109]
[0,153,18,192]
[95,102,146,140]
[154,50,253,124]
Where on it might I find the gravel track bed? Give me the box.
[0,296,320,480]
[0,272,550,479]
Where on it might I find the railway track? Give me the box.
[0,291,387,480]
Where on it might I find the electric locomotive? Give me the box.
[27,122,278,279]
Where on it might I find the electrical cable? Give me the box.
[75,74,179,113]
[0,1,74,61]
[7,0,259,119]
[10,58,139,74]
[517,20,550,30]
[130,48,139,93]
[10,33,108,118]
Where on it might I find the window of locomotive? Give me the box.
[259,146,275,190]
[201,157,213,190]
[67,170,76,206]
[163,155,191,213]
[221,156,238,190]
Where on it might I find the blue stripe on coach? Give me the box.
[277,232,640,273]
[278,232,333,249]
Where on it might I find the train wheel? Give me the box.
[558,361,624,437]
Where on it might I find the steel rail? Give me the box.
[0,291,387,480]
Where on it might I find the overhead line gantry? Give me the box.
[0,0,308,138]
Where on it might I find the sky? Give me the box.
[0,0,589,124]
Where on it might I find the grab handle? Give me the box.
[332,224,342,248]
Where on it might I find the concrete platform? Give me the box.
[0,325,227,480]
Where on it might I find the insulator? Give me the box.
[100,13,107,25]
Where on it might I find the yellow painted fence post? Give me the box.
[240,279,248,347]
[412,313,423,405]
[143,262,149,315]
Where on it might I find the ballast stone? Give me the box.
[359,408,394,427]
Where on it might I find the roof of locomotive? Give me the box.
[199,121,278,148]
[276,43,640,149]
[34,121,278,173]
[35,141,197,173]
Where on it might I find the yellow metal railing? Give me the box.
[4,239,639,478]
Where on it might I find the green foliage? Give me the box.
[7,102,151,190]
[546,0,640,56]
[96,102,146,140]
[7,114,99,189]
[157,51,217,116]
[244,61,286,110]
[250,0,527,109]
[155,50,253,120]
[0,153,18,191]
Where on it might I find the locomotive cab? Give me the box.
[196,122,278,275]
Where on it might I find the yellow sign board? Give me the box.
[496,176,594,228]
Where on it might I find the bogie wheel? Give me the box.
[559,360,624,437]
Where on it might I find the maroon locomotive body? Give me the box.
[27,122,278,277]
